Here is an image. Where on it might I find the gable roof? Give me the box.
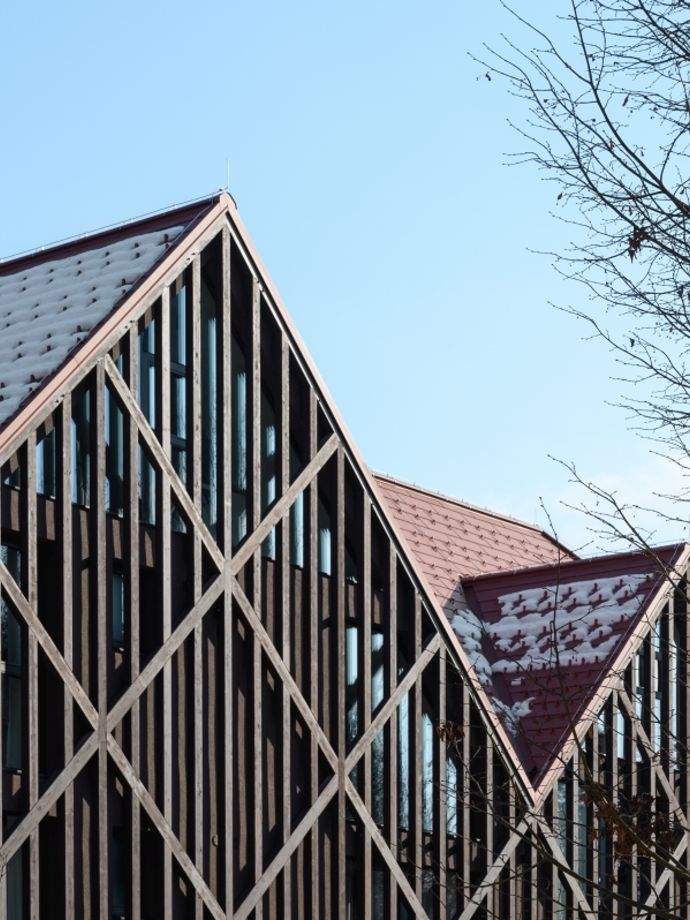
[374,473,575,612]
[0,195,220,431]
[375,473,687,781]
[459,543,685,780]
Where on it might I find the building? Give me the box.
[0,191,686,918]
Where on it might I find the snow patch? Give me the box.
[491,573,650,674]
[492,696,535,736]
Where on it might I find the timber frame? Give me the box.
[0,192,688,919]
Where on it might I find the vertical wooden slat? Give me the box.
[436,645,447,920]
[220,224,234,914]
[412,594,423,904]
[23,430,39,920]
[126,328,141,920]
[485,734,494,919]
[190,253,204,920]
[361,497,372,920]
[94,363,109,920]
[462,686,471,910]
[0,426,4,913]
[157,290,173,916]
[280,334,291,912]
[60,393,75,920]
[336,447,346,919]
[386,543,397,917]
[308,388,319,918]
[591,709,600,916]
[251,278,263,916]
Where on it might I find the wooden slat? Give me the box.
[22,430,39,920]
[125,327,142,920]
[59,392,75,919]
[0,442,3,914]
[361,496,373,920]
[250,278,263,915]
[157,290,174,915]
[94,362,109,920]
[308,388,320,919]
[435,642,447,919]
[412,593,423,904]
[280,333,291,912]
[218,224,234,916]
[386,543,397,917]
[190,251,205,920]
[335,447,346,919]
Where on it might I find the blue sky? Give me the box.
[1,1,680,551]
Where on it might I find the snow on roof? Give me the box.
[459,545,684,778]
[0,226,184,427]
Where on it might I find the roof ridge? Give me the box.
[460,540,687,585]
[372,470,562,540]
[0,190,229,270]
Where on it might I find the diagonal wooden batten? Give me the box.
[106,735,226,920]
[345,635,440,773]
[0,560,99,729]
[103,354,224,572]
[633,837,688,920]
[345,776,427,918]
[231,576,338,771]
[0,731,100,865]
[106,574,224,732]
[230,433,339,576]
[618,687,687,827]
[232,775,339,920]
[456,816,536,920]
[534,814,594,918]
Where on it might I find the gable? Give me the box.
[0,192,538,916]
[460,544,685,779]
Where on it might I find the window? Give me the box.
[231,335,248,546]
[105,385,124,516]
[1,544,22,772]
[71,388,91,507]
[138,319,156,525]
[170,282,188,533]
[36,428,56,498]
[112,570,125,650]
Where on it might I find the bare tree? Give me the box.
[481,0,690,547]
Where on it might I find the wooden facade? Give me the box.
[0,193,688,918]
